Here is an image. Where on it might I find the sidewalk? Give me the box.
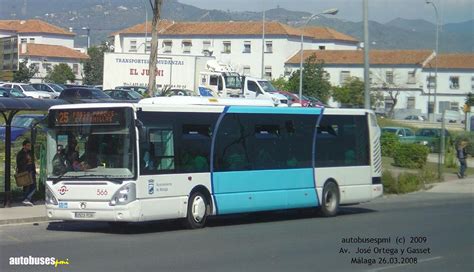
[0,200,48,225]
[0,176,472,226]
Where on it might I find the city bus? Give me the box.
[45,97,382,228]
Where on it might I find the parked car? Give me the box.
[415,128,451,152]
[303,95,326,108]
[115,86,148,95]
[58,87,115,103]
[0,114,46,142]
[0,86,27,98]
[103,89,143,101]
[30,83,64,98]
[381,127,417,143]
[405,115,427,121]
[1,83,53,99]
[271,91,311,107]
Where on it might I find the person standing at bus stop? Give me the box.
[456,140,468,179]
[16,140,36,206]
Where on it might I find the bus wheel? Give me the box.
[320,181,340,217]
[185,191,210,229]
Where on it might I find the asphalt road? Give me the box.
[0,191,472,272]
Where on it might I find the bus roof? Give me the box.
[138,96,275,107]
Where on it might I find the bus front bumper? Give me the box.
[46,200,141,222]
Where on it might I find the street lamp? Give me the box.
[299,8,338,100]
[426,0,439,122]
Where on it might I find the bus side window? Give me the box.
[150,128,175,172]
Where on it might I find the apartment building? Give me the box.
[0,19,88,83]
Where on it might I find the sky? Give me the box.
[178,0,474,24]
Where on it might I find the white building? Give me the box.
[110,20,359,80]
[0,19,88,83]
[285,50,474,119]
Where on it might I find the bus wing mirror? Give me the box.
[135,119,146,140]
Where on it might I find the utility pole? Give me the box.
[147,0,162,97]
[363,0,370,109]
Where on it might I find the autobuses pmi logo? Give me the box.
[58,186,69,195]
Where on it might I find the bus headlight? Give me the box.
[109,183,136,206]
[46,186,58,205]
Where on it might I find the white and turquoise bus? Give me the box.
[45,97,382,228]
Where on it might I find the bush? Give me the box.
[444,143,457,169]
[382,170,397,194]
[380,132,400,157]
[393,143,429,169]
[418,166,441,184]
[397,173,422,193]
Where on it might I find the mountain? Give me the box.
[0,0,471,53]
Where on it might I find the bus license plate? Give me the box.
[75,212,94,219]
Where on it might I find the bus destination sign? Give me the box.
[54,109,123,126]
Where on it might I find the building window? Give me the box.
[163,40,172,53]
[319,46,326,50]
[202,41,211,55]
[323,72,330,80]
[386,71,394,84]
[472,76,474,90]
[182,40,192,53]
[145,40,151,53]
[407,97,415,109]
[20,38,27,44]
[284,67,292,77]
[450,102,459,111]
[384,96,394,112]
[427,76,436,89]
[449,76,460,89]
[265,41,273,53]
[42,63,52,72]
[340,71,350,84]
[29,38,35,43]
[243,41,251,53]
[264,66,272,80]
[130,40,137,52]
[222,41,231,54]
[369,71,373,84]
[407,71,416,84]
[72,64,79,75]
[243,66,251,76]
[428,101,434,114]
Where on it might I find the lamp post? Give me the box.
[426,0,439,122]
[299,8,338,100]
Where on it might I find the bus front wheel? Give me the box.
[320,181,340,217]
[185,191,210,229]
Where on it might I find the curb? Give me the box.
[0,216,50,226]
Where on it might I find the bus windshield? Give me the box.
[46,108,136,180]
[224,73,242,89]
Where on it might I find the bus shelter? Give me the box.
[0,97,68,207]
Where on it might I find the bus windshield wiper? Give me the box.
[51,173,125,184]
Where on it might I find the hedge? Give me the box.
[393,143,429,169]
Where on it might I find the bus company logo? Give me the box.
[58,186,69,195]
[9,256,70,268]
[96,189,108,196]
[148,180,154,195]
[80,202,87,209]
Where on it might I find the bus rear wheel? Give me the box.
[185,191,210,229]
[320,181,340,217]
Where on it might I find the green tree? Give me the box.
[83,43,111,85]
[44,63,75,84]
[13,58,38,83]
[270,76,288,90]
[332,77,381,108]
[286,54,331,103]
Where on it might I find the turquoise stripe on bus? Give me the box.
[226,106,323,115]
[215,189,318,214]
[213,168,317,214]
